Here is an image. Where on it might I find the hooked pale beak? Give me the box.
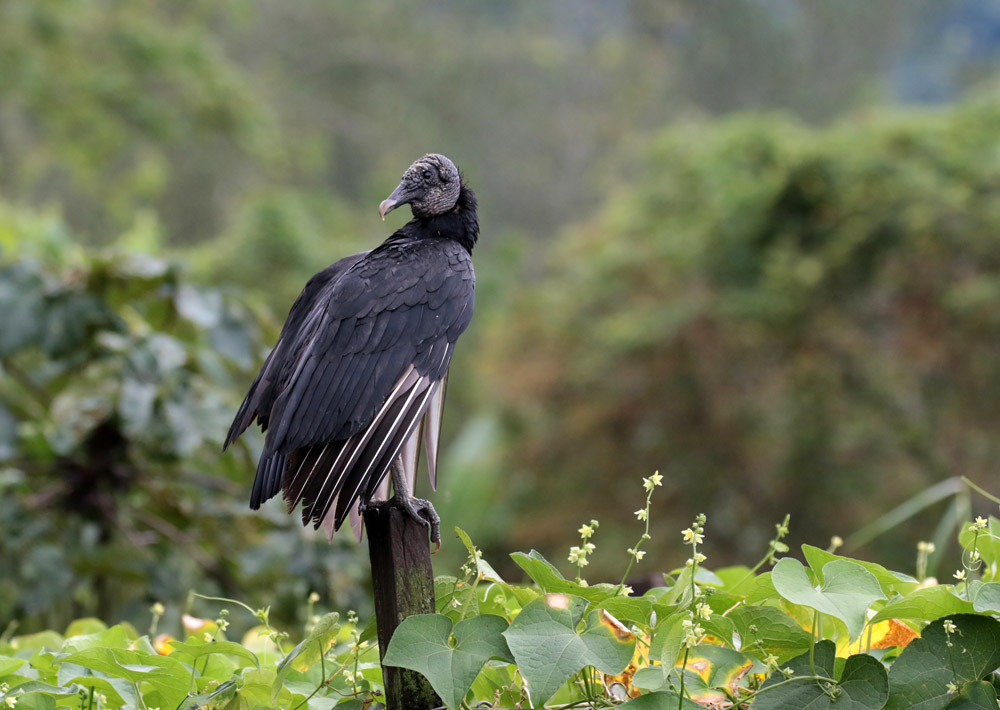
[378,182,416,220]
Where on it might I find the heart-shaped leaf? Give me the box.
[772,558,886,640]
[885,614,1000,710]
[503,594,635,707]
[754,641,888,710]
[383,613,513,709]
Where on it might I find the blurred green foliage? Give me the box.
[0,208,369,633]
[480,98,1000,576]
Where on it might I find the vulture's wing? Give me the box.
[237,238,474,531]
[223,253,367,506]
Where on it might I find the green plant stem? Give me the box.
[809,613,818,678]
[190,593,260,622]
[290,642,340,710]
[677,647,690,709]
[735,674,838,705]
[620,493,653,589]
[319,639,326,690]
[962,476,1000,505]
[733,515,789,588]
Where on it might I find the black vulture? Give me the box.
[224,153,477,544]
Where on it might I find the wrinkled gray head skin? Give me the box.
[379,153,461,220]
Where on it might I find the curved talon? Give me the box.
[392,495,441,549]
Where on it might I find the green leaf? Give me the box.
[510,550,621,602]
[0,656,26,677]
[728,605,814,663]
[598,595,654,627]
[3,680,77,697]
[62,646,189,708]
[802,545,917,595]
[871,585,975,623]
[382,613,512,709]
[744,571,779,605]
[502,594,635,707]
[947,680,1000,710]
[754,641,888,710]
[63,618,108,638]
[0,694,55,710]
[838,653,891,709]
[273,612,339,699]
[632,667,668,691]
[958,518,1000,568]
[241,668,293,710]
[61,675,135,709]
[650,614,686,674]
[886,614,1000,710]
[168,639,259,669]
[11,631,62,652]
[672,645,754,706]
[972,582,1000,615]
[60,625,131,653]
[617,690,705,709]
[699,611,736,649]
[659,566,695,609]
[772,558,886,640]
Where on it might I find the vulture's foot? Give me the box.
[392,495,441,551]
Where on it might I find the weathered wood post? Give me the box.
[365,503,442,710]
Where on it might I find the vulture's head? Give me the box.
[379,153,461,220]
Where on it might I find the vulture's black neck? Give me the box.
[397,184,479,254]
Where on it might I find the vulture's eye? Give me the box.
[422,170,432,181]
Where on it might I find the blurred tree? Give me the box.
[0,0,273,243]
[479,96,1000,579]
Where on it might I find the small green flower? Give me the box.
[578,524,595,538]
[642,471,664,492]
[634,508,648,521]
[943,619,956,634]
[953,569,967,581]
[682,528,704,545]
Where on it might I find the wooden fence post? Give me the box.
[365,503,441,710]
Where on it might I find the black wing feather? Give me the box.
[226,236,474,534]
